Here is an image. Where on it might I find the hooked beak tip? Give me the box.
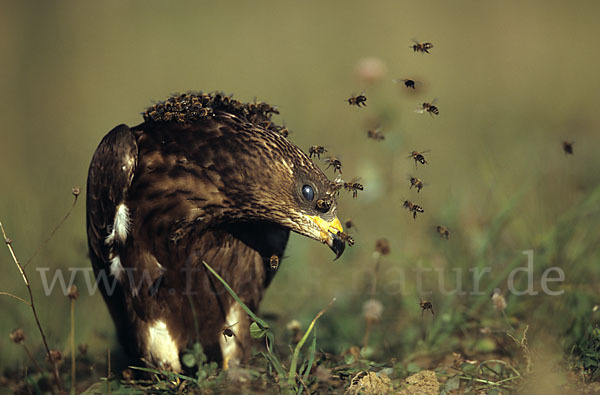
[331,232,346,260]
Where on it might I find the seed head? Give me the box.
[10,328,25,344]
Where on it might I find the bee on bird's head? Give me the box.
[419,299,434,317]
[410,40,434,54]
[562,141,574,155]
[367,129,385,141]
[408,150,430,168]
[402,200,424,220]
[324,157,343,174]
[409,176,425,193]
[416,100,439,116]
[436,225,450,240]
[308,145,327,159]
[343,178,364,198]
[347,93,367,108]
[393,78,420,90]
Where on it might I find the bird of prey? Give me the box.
[86,92,348,371]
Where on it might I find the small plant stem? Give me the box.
[0,221,64,392]
[107,348,111,395]
[21,343,44,374]
[70,299,76,395]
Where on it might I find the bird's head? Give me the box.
[213,119,348,259]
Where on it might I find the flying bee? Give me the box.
[367,129,385,141]
[220,322,238,342]
[436,225,450,240]
[408,150,430,168]
[402,200,424,220]
[562,141,574,155]
[416,100,439,116]
[409,176,425,193]
[344,178,364,198]
[393,78,420,89]
[419,300,434,317]
[309,145,327,159]
[344,219,357,231]
[269,254,280,270]
[324,157,343,174]
[337,231,355,247]
[347,93,367,108]
[410,40,434,54]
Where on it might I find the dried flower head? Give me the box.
[67,285,79,300]
[363,298,383,323]
[122,368,133,382]
[374,238,390,256]
[72,187,80,197]
[47,349,63,364]
[78,343,88,355]
[286,319,301,333]
[10,328,25,344]
[492,288,507,312]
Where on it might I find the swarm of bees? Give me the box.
[402,200,424,220]
[408,150,430,167]
[309,145,327,159]
[269,254,280,270]
[409,176,425,193]
[367,129,385,141]
[347,93,367,107]
[419,300,434,317]
[410,40,434,54]
[416,101,439,116]
[324,157,343,174]
[436,225,450,240]
[562,141,574,155]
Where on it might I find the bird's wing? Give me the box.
[86,124,138,269]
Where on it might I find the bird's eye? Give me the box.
[301,185,314,201]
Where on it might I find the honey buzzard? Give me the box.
[86,92,347,370]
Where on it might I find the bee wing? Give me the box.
[431,98,439,105]
[415,107,427,113]
[410,38,420,44]
[392,78,407,83]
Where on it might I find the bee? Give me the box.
[409,176,425,193]
[403,200,424,220]
[393,78,419,89]
[278,126,290,138]
[324,157,343,174]
[408,150,430,167]
[309,145,327,159]
[367,129,385,141]
[436,225,450,240]
[316,198,332,212]
[562,141,574,155]
[337,231,355,247]
[416,100,439,116]
[221,322,238,342]
[410,40,434,54]
[344,219,357,230]
[419,300,434,317]
[347,93,367,108]
[269,254,280,270]
[344,178,364,198]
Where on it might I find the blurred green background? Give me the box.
[1,0,599,378]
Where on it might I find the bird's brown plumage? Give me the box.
[86,92,347,369]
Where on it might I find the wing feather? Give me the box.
[86,124,138,269]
